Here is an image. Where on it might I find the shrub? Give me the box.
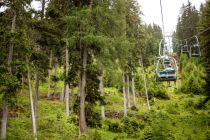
[121,117,145,137]
[131,105,139,111]
[85,105,102,128]
[166,105,179,114]
[105,120,122,133]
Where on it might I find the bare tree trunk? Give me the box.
[65,84,69,115]
[126,75,131,108]
[47,50,52,98]
[139,58,150,111]
[79,45,87,134]
[34,73,40,118]
[123,73,127,116]
[131,71,136,106]
[53,57,58,96]
[27,61,37,140]
[99,74,105,120]
[20,74,24,95]
[1,13,16,140]
[65,45,69,115]
[1,101,8,140]
[7,14,16,73]
[78,78,81,97]
[79,0,93,134]
[60,81,65,101]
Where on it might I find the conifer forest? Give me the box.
[0,0,210,139]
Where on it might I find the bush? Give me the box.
[185,99,195,109]
[85,105,102,128]
[121,117,145,137]
[131,105,139,111]
[105,120,122,133]
[38,113,77,139]
[179,55,206,94]
[166,104,179,114]
[80,130,102,140]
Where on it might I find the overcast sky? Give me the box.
[137,0,206,35]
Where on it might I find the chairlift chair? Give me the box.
[181,40,189,54]
[177,41,182,53]
[163,58,170,68]
[189,36,201,57]
[154,56,178,82]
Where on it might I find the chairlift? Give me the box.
[189,36,201,57]
[154,56,178,82]
[163,57,170,68]
[181,39,189,54]
[177,41,181,53]
[174,41,181,53]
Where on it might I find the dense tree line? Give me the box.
[0,0,209,139]
[0,0,164,139]
[175,0,210,102]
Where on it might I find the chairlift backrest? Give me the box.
[189,36,201,57]
[154,56,178,81]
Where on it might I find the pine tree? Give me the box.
[199,0,210,102]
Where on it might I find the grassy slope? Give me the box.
[5,80,210,140]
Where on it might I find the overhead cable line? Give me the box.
[179,26,210,42]
[159,0,165,36]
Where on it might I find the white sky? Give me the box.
[137,0,206,35]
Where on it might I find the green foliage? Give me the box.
[38,113,77,139]
[180,55,206,94]
[166,104,179,115]
[121,117,145,137]
[143,112,175,140]
[105,120,122,133]
[130,105,139,111]
[105,117,145,137]
[7,118,33,140]
[199,1,210,95]
[145,66,168,99]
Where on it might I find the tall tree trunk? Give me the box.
[126,75,131,108]
[1,102,8,140]
[20,74,24,95]
[131,71,136,106]
[33,73,40,118]
[99,74,105,120]
[79,45,87,134]
[79,0,93,134]
[60,81,65,101]
[27,60,37,140]
[65,45,69,115]
[123,73,127,116]
[139,58,150,111]
[53,57,58,96]
[1,13,16,140]
[7,14,16,73]
[78,77,81,97]
[47,50,52,98]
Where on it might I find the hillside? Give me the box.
[4,79,210,140]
